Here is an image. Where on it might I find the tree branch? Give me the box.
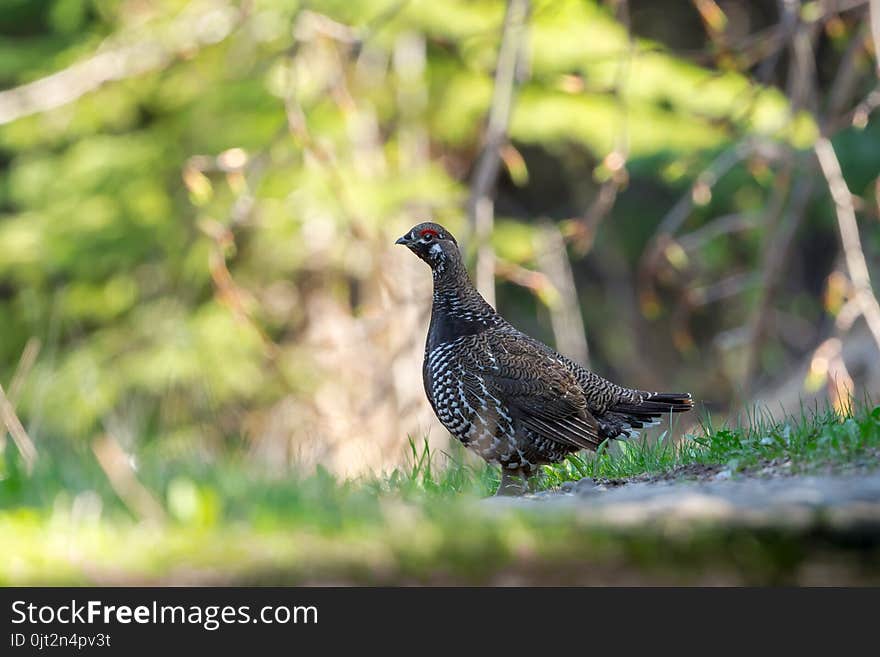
[0,0,245,125]
[743,175,813,389]
[871,0,880,75]
[536,222,590,366]
[0,382,37,473]
[466,0,530,307]
[568,0,632,256]
[814,136,880,353]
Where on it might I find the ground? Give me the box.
[494,471,880,584]
[1,405,879,585]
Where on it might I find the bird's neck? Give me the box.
[427,258,500,352]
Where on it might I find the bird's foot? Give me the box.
[525,470,546,493]
[495,471,527,496]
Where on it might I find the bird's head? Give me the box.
[395,222,460,273]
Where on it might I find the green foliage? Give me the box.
[2,0,862,454]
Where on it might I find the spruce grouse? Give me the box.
[396,222,693,495]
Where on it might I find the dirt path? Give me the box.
[488,471,880,535]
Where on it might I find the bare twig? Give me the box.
[569,0,632,255]
[493,259,553,293]
[692,0,729,49]
[785,0,820,115]
[674,0,869,68]
[677,212,759,251]
[0,0,246,125]
[738,0,820,391]
[93,435,166,524]
[730,8,822,391]
[656,140,780,241]
[467,0,530,306]
[847,84,880,129]
[569,174,623,255]
[8,338,42,404]
[814,137,880,353]
[687,271,760,307]
[536,222,590,366]
[743,176,813,389]
[871,0,880,74]
[0,338,41,454]
[639,139,785,303]
[823,23,870,127]
[754,0,799,82]
[0,382,37,473]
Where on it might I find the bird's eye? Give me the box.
[420,230,438,241]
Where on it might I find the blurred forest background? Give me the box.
[1,0,879,480]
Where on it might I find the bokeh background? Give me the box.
[1,0,879,480]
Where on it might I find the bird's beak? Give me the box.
[395,235,411,246]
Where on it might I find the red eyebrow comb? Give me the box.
[419,228,439,238]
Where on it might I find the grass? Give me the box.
[388,402,880,492]
[1,403,879,585]
[542,403,880,487]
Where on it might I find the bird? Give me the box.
[395,221,694,495]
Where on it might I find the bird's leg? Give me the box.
[525,468,544,493]
[495,470,527,496]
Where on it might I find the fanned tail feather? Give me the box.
[612,392,694,418]
[601,392,694,441]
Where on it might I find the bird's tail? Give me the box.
[624,391,694,415]
[601,392,694,439]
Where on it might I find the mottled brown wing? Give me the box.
[462,330,602,451]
